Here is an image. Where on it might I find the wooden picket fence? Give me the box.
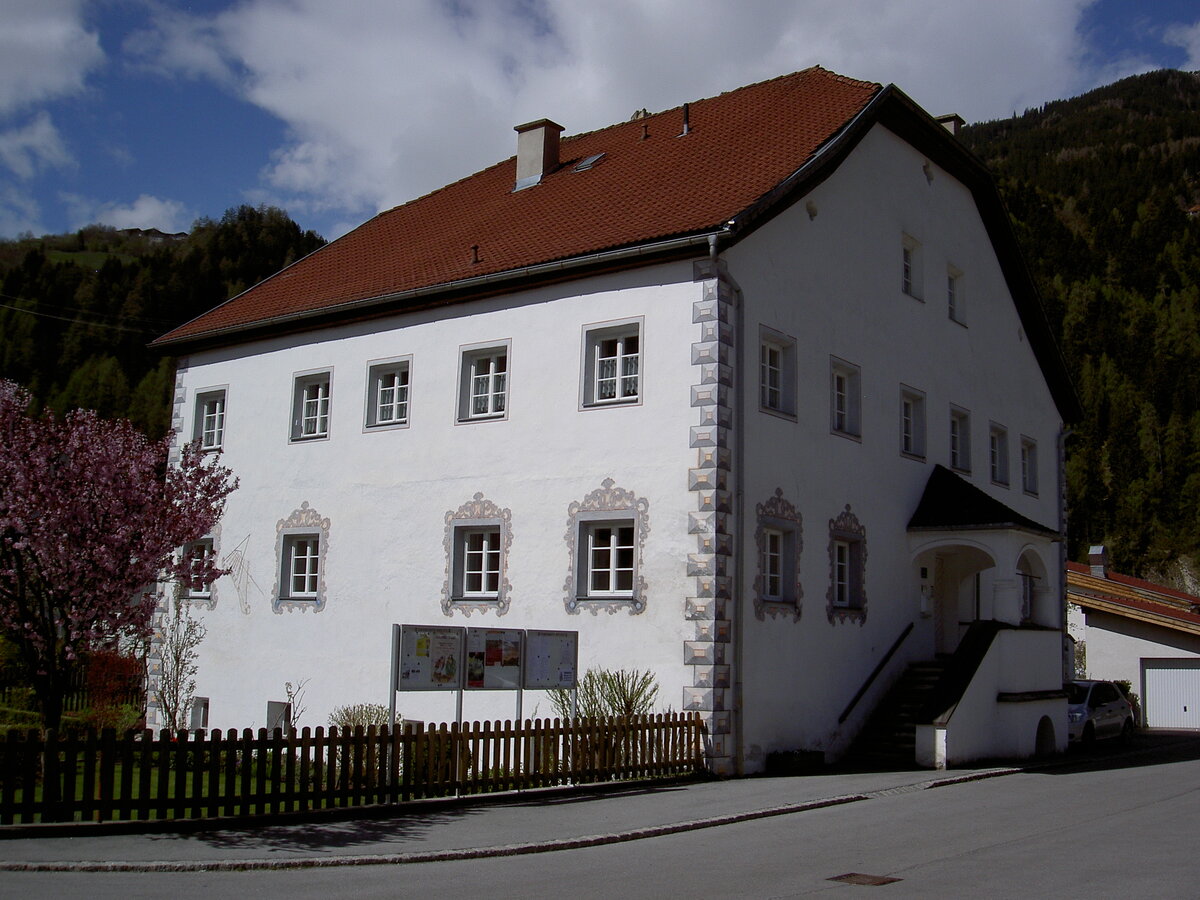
[0,712,704,825]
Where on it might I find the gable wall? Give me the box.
[725,123,1064,762]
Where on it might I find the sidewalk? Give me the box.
[0,763,1022,872]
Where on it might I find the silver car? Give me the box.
[1067,680,1135,743]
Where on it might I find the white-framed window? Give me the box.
[900,386,926,459]
[365,358,411,429]
[901,233,923,299]
[761,527,784,599]
[458,342,510,421]
[291,371,332,441]
[453,526,502,599]
[282,534,321,598]
[1021,436,1039,495]
[581,320,641,407]
[759,327,797,417]
[193,389,227,451]
[950,406,971,472]
[442,494,512,613]
[990,422,1010,486]
[182,538,215,600]
[827,504,867,623]
[948,264,965,324]
[564,480,648,613]
[273,503,330,612]
[830,357,861,439]
[582,520,636,597]
[753,489,803,618]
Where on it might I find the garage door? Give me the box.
[1143,659,1200,729]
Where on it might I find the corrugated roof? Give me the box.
[1067,561,1200,635]
[154,67,879,346]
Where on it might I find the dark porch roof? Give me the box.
[907,465,1058,537]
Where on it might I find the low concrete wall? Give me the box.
[917,628,1066,767]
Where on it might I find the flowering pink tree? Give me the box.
[0,380,237,730]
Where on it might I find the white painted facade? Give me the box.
[161,121,1069,771]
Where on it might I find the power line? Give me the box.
[0,296,171,335]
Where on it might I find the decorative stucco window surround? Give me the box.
[826,504,867,625]
[441,493,513,616]
[563,478,649,614]
[273,502,330,613]
[182,524,221,610]
[754,488,803,622]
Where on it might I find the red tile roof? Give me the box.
[155,67,879,346]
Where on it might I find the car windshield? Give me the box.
[1066,683,1091,704]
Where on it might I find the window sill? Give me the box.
[900,450,926,462]
[289,434,329,443]
[457,414,507,424]
[581,398,641,411]
[365,421,410,432]
[831,428,862,443]
[759,405,798,422]
[568,594,643,613]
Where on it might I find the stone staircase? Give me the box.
[840,658,948,770]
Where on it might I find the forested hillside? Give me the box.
[963,69,1200,581]
[0,206,324,436]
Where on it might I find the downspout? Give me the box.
[1058,425,1072,680]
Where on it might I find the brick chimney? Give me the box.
[1088,545,1108,578]
[513,119,563,191]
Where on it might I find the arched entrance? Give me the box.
[913,542,996,655]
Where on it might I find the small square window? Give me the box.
[1021,437,1039,495]
[950,406,971,472]
[948,265,965,324]
[189,696,210,732]
[990,423,1010,486]
[193,389,226,451]
[282,534,320,598]
[831,357,862,439]
[453,526,502,599]
[901,234,923,299]
[759,327,797,417]
[182,538,215,600]
[366,358,411,429]
[459,343,509,421]
[581,520,636,597]
[900,386,926,459]
[291,372,332,441]
[582,321,641,407]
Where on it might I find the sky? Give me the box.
[3,0,1200,243]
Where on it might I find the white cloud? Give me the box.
[125,0,1148,237]
[0,183,46,237]
[1165,20,1200,69]
[0,112,74,179]
[0,0,104,115]
[63,193,192,233]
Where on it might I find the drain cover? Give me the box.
[828,873,902,886]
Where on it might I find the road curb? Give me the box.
[0,793,872,873]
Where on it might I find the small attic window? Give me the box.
[574,153,605,172]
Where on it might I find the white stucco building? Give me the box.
[152,68,1078,773]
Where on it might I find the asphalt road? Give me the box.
[3,736,1198,898]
